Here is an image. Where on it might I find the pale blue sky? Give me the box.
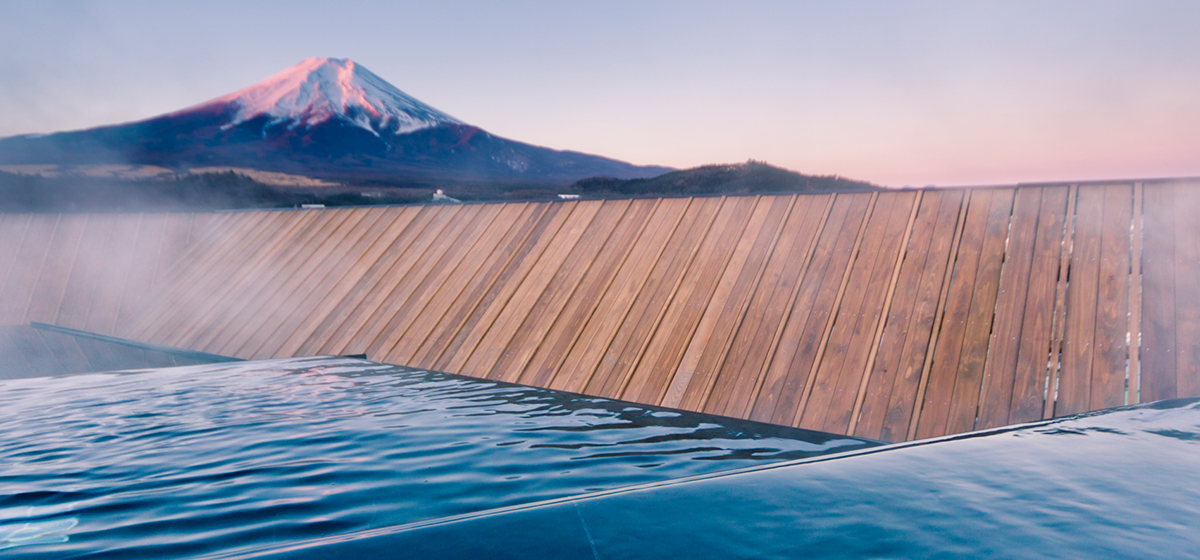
[2,0,1198,186]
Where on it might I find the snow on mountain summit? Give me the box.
[190,57,463,136]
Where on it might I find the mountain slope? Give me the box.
[0,58,670,185]
[569,161,879,197]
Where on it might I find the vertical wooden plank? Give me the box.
[1006,186,1071,425]
[974,188,1044,429]
[1,214,60,324]
[1174,182,1200,397]
[1090,184,1133,409]
[1056,185,1107,416]
[489,199,631,383]
[661,195,793,409]
[1140,183,1176,401]
[519,198,658,388]
[548,198,688,393]
[855,189,965,442]
[914,188,995,438]
[22,214,88,325]
[623,195,758,404]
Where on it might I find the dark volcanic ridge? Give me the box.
[0,57,880,209]
[0,58,669,186]
[569,160,880,198]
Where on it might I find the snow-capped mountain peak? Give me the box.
[192,57,463,136]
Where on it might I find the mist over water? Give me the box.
[0,357,870,558]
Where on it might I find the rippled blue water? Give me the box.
[273,398,1200,559]
[0,357,872,558]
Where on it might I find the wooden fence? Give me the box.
[1,181,1196,441]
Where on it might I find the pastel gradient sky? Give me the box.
[2,0,1198,186]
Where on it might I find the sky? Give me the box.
[1,0,1198,187]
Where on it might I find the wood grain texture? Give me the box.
[1139,184,1175,401]
[1006,186,1070,425]
[1056,186,1106,417]
[1174,183,1200,397]
[4,184,1192,442]
[854,189,964,441]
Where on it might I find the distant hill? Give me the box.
[568,161,879,198]
[0,170,429,212]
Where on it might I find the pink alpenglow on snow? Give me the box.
[177,57,463,136]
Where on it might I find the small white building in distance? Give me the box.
[432,189,461,203]
[557,194,581,200]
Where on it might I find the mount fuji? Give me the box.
[0,58,670,188]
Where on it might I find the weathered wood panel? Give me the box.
[3,181,1196,442]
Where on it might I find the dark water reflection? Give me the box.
[0,357,872,558]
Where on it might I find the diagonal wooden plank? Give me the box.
[437,202,577,373]
[299,205,431,356]
[855,189,965,442]
[316,205,462,356]
[22,214,88,325]
[1,214,61,324]
[489,199,632,384]
[519,198,658,389]
[550,198,689,394]
[706,193,831,418]
[914,188,996,438]
[115,213,169,329]
[238,206,402,359]
[458,200,603,378]
[799,192,912,433]
[1006,186,1071,425]
[623,195,758,405]
[584,197,722,399]
[364,204,512,362]
[271,206,414,358]
[746,193,872,425]
[975,187,1045,429]
[388,203,532,366]
[661,195,793,409]
[411,203,553,368]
